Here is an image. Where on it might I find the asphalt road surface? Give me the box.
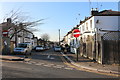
[2,49,118,78]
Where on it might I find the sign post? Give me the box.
[73,28,80,61]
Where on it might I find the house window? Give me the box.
[84,35,86,42]
[90,20,92,29]
[86,22,88,30]
[82,25,84,32]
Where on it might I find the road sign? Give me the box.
[8,28,14,38]
[2,30,8,37]
[73,29,80,38]
[73,28,80,61]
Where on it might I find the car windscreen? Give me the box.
[18,44,27,48]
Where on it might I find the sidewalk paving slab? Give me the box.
[61,52,120,75]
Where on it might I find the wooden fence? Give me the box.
[102,40,120,64]
[79,32,120,64]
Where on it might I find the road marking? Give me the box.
[24,58,31,62]
[35,63,45,65]
[26,62,32,64]
[60,52,119,77]
[47,55,50,59]
[50,57,55,59]
[48,64,54,66]
[31,62,37,64]
[55,65,65,67]
[47,55,55,59]
[64,67,73,70]
[53,66,62,68]
[43,64,52,67]
[35,64,42,65]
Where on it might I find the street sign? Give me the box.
[73,28,80,61]
[73,29,80,38]
[8,28,14,38]
[2,30,8,37]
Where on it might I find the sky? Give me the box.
[0,1,119,42]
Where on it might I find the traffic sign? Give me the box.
[2,30,8,37]
[73,29,80,38]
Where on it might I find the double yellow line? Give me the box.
[60,53,119,77]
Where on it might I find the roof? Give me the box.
[80,10,120,25]
[94,10,120,16]
[64,10,120,37]
[22,29,33,34]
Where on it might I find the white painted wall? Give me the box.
[34,38,38,47]
[67,33,71,45]
[65,15,119,53]
[94,16,119,32]
[79,16,119,42]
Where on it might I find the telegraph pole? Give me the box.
[59,29,60,45]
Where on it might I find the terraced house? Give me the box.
[64,9,120,64]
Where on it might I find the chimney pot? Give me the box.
[91,8,99,16]
[7,18,12,23]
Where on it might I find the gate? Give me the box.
[102,32,120,64]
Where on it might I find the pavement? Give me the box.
[61,52,120,76]
[0,52,120,76]
[0,55,25,61]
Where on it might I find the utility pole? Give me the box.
[59,29,60,45]
[89,0,92,15]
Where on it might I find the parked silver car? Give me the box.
[13,43,32,55]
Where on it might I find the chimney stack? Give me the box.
[7,18,12,23]
[91,8,99,16]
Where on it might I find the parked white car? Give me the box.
[35,45,45,51]
[54,46,61,52]
[13,43,32,55]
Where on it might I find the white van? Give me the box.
[13,43,32,55]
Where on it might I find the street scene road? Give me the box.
[0,1,120,80]
[2,49,118,78]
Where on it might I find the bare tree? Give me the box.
[41,33,50,41]
[3,9,45,40]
